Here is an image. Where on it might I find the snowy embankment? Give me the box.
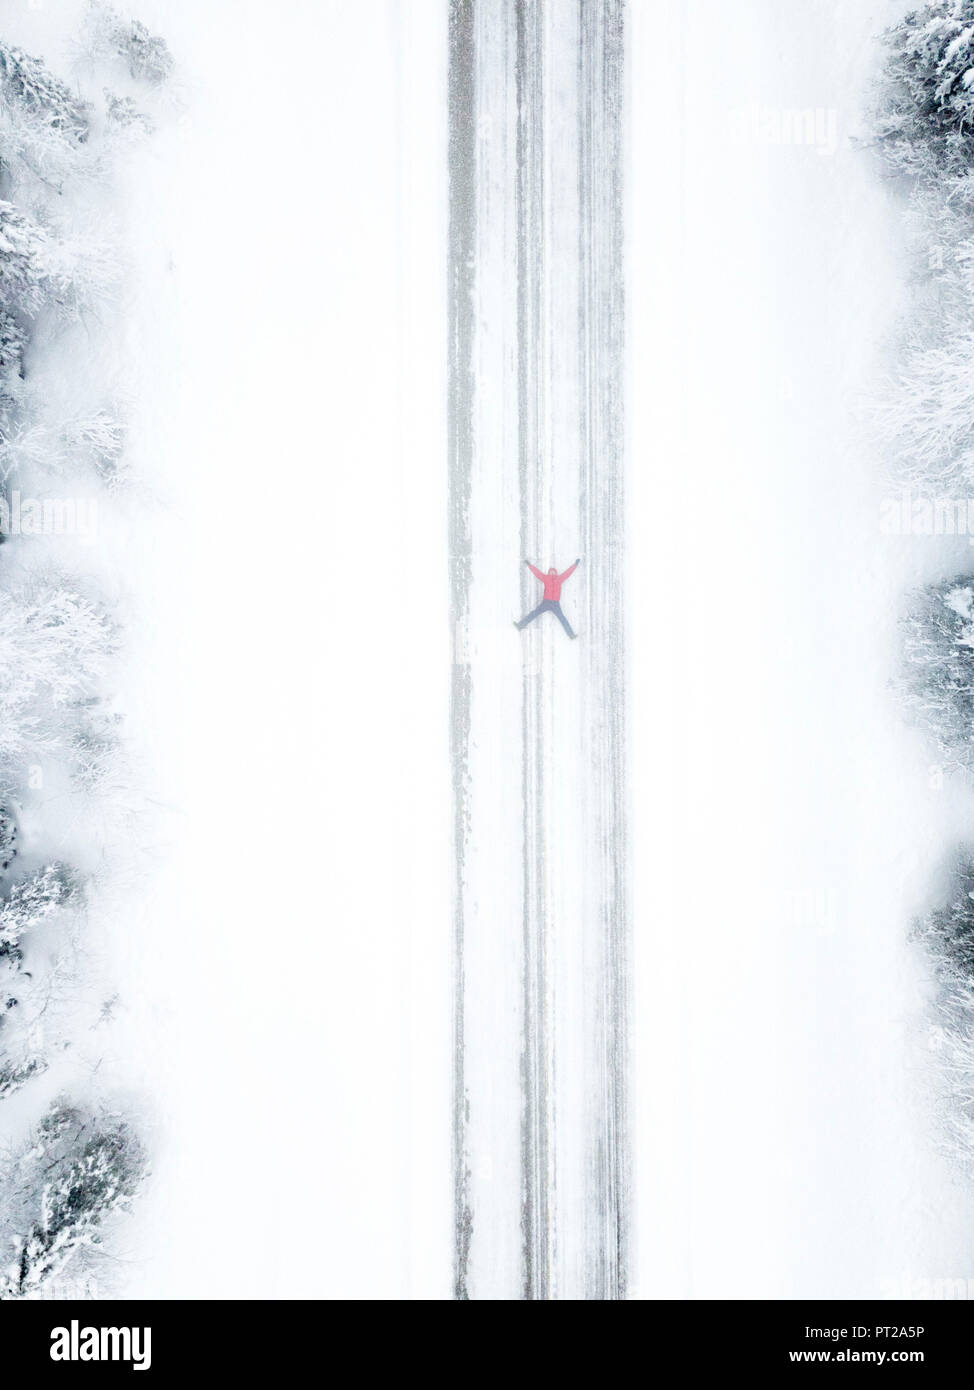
[102,0,453,1299]
[631,0,974,1298]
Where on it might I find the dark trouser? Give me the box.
[516,598,576,639]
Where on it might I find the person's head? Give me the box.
[548,567,557,576]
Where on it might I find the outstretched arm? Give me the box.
[525,561,545,582]
[559,559,580,582]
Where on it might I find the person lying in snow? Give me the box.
[515,558,580,639]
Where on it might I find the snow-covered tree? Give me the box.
[103,89,153,135]
[118,18,172,85]
[0,200,119,324]
[921,983,974,1165]
[0,953,19,1015]
[0,421,52,483]
[915,853,974,983]
[910,868,974,1169]
[0,581,114,770]
[0,864,79,958]
[70,707,121,792]
[0,1056,45,1102]
[67,407,125,482]
[900,577,974,768]
[0,866,82,1120]
[0,406,125,486]
[877,2,974,178]
[866,180,974,489]
[872,330,974,489]
[83,5,173,86]
[0,809,15,874]
[0,43,89,140]
[0,1103,145,1298]
[875,325,974,489]
[0,42,93,193]
[0,310,24,412]
[0,866,77,1081]
[0,201,55,317]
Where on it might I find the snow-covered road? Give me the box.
[449,0,628,1300]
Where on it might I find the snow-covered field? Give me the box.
[109,0,455,1299]
[3,0,974,1301]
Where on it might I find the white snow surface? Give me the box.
[113,0,453,1300]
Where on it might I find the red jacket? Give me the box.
[528,561,578,602]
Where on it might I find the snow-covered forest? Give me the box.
[877,0,974,1205]
[0,5,172,1298]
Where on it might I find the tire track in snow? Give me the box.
[450,0,628,1301]
[577,0,629,1299]
[447,0,476,1302]
[515,0,554,1302]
